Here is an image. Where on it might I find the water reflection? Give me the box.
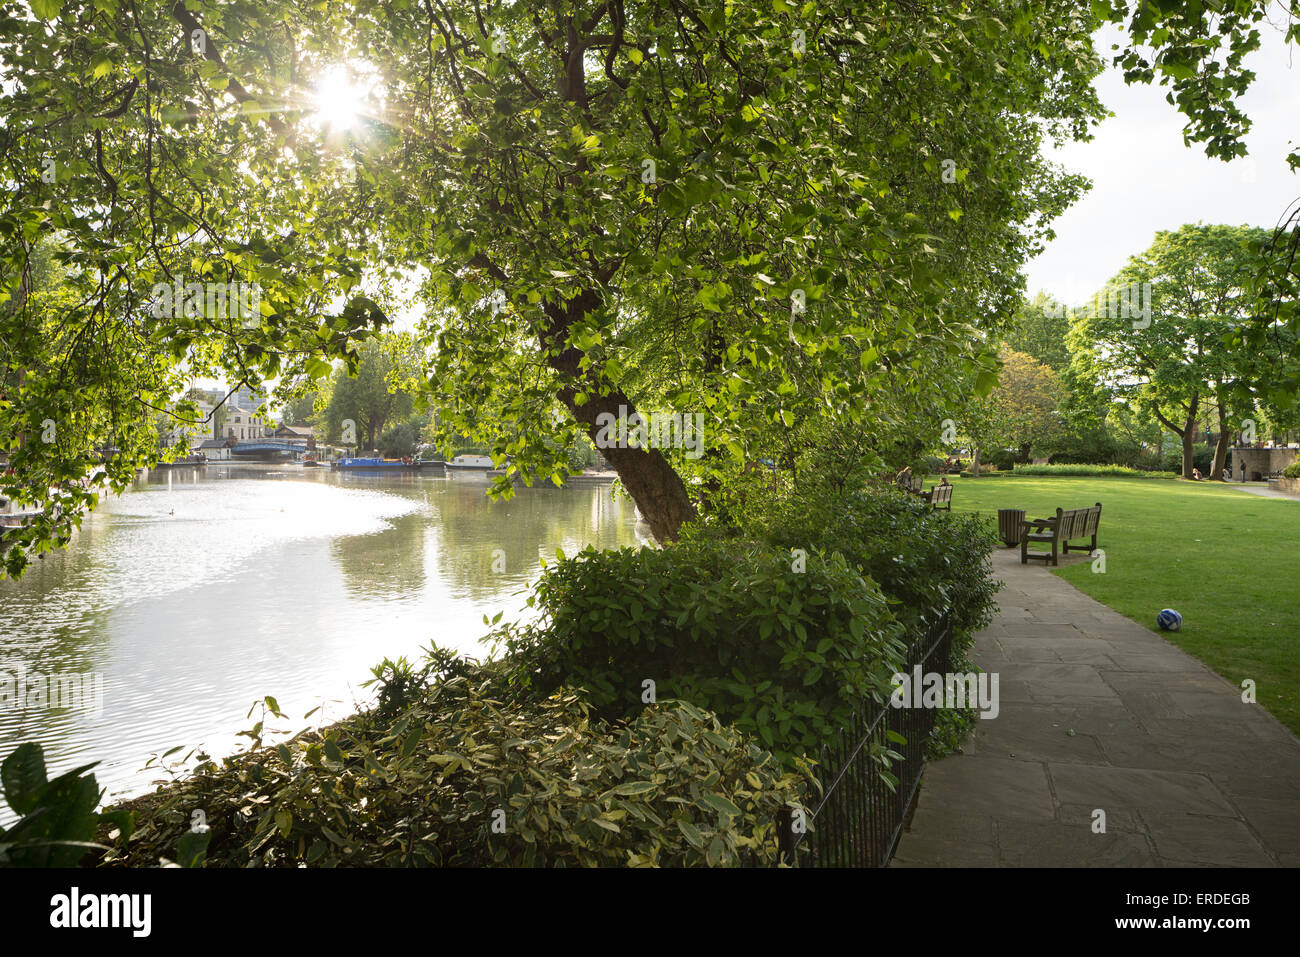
[0,464,640,813]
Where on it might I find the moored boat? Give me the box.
[331,456,418,470]
[443,454,495,471]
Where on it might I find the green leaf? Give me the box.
[98,808,135,845]
[401,731,423,758]
[177,828,212,868]
[611,780,657,796]
[1,743,49,816]
[698,793,742,819]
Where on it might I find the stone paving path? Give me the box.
[1227,481,1300,501]
[892,547,1300,867]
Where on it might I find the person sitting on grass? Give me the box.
[1191,468,1202,481]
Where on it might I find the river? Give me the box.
[0,463,642,816]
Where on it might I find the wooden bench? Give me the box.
[924,483,953,511]
[1020,502,1102,566]
[897,476,924,495]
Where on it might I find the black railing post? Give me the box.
[775,609,955,867]
[775,804,797,866]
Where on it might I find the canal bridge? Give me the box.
[230,440,310,458]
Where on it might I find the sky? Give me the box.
[1025,22,1300,304]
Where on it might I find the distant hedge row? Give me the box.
[1008,463,1178,478]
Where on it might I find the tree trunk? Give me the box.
[1211,429,1232,480]
[543,293,697,543]
[1154,397,1198,479]
[558,385,698,542]
[1211,392,1231,480]
[510,22,697,543]
[970,447,981,477]
[1180,429,1195,479]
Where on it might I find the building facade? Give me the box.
[225,405,270,442]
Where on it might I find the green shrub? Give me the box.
[1010,463,1177,478]
[747,485,999,640]
[493,539,906,762]
[988,448,1019,471]
[98,659,806,868]
[361,645,477,724]
[1042,424,1163,470]
[731,484,998,760]
[1282,463,1300,479]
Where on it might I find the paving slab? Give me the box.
[1145,814,1274,867]
[996,822,1160,868]
[1048,764,1237,815]
[892,546,1300,867]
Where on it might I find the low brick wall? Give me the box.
[1233,446,1300,482]
[1274,476,1300,495]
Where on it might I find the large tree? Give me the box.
[321,332,419,450]
[1070,224,1268,479]
[962,347,1062,470]
[1,0,1106,574]
[1096,1,1300,416]
[395,0,1105,538]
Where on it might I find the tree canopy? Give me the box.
[1069,223,1270,478]
[1006,292,1072,371]
[2,0,1112,573]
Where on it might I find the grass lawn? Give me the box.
[930,474,1300,736]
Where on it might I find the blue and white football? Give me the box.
[1157,608,1183,631]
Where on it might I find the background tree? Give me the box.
[322,333,420,451]
[989,348,1064,462]
[1070,224,1268,479]
[1005,292,1072,371]
[281,388,323,429]
[961,347,1062,471]
[1097,1,1300,418]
